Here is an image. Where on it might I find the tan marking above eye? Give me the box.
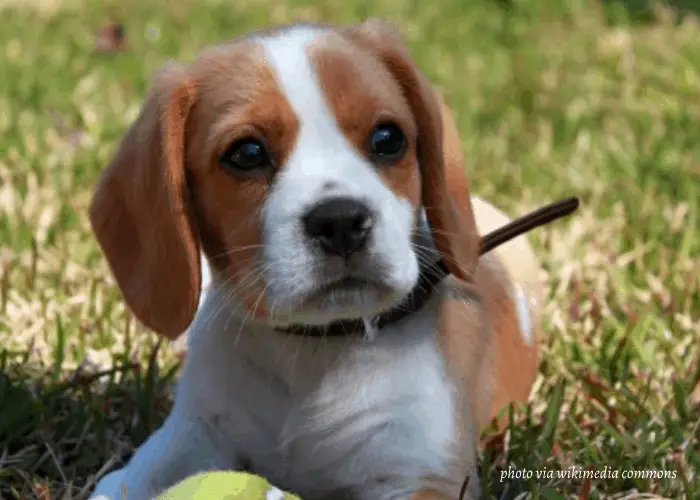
[307,34,421,206]
[182,42,301,318]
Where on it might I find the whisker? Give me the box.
[411,242,464,271]
[232,281,271,347]
[207,243,265,259]
[226,264,270,320]
[200,260,268,331]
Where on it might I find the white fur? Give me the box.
[513,284,532,346]
[91,273,469,499]
[90,26,477,500]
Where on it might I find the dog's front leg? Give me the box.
[91,411,236,499]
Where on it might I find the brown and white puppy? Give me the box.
[89,19,542,500]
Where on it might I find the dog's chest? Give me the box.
[213,324,458,497]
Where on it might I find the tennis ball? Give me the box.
[157,471,301,500]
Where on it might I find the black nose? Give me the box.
[303,198,373,258]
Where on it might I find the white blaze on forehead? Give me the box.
[257,28,344,150]
[257,27,329,127]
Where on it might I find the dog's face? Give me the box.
[89,20,479,338]
[191,26,423,326]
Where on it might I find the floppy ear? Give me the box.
[89,61,200,339]
[341,19,479,281]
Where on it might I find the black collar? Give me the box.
[276,197,579,338]
[276,258,449,338]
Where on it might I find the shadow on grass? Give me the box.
[491,0,700,23]
[602,0,700,23]
[0,350,177,499]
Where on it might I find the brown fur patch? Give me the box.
[477,256,540,424]
[90,37,302,335]
[438,254,537,431]
[308,33,421,207]
[185,41,300,318]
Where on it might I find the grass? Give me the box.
[0,0,698,498]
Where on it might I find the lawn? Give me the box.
[0,0,698,498]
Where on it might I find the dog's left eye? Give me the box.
[368,123,406,163]
[220,138,271,172]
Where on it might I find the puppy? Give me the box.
[89,19,542,500]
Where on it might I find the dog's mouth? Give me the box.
[271,264,429,337]
[320,276,375,292]
[293,274,401,317]
[309,276,387,301]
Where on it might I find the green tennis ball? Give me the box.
[157,471,301,500]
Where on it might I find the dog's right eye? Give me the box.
[368,123,406,164]
[220,138,271,172]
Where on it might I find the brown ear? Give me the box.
[89,61,200,339]
[341,19,479,281]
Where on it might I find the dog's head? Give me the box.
[89,19,479,339]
